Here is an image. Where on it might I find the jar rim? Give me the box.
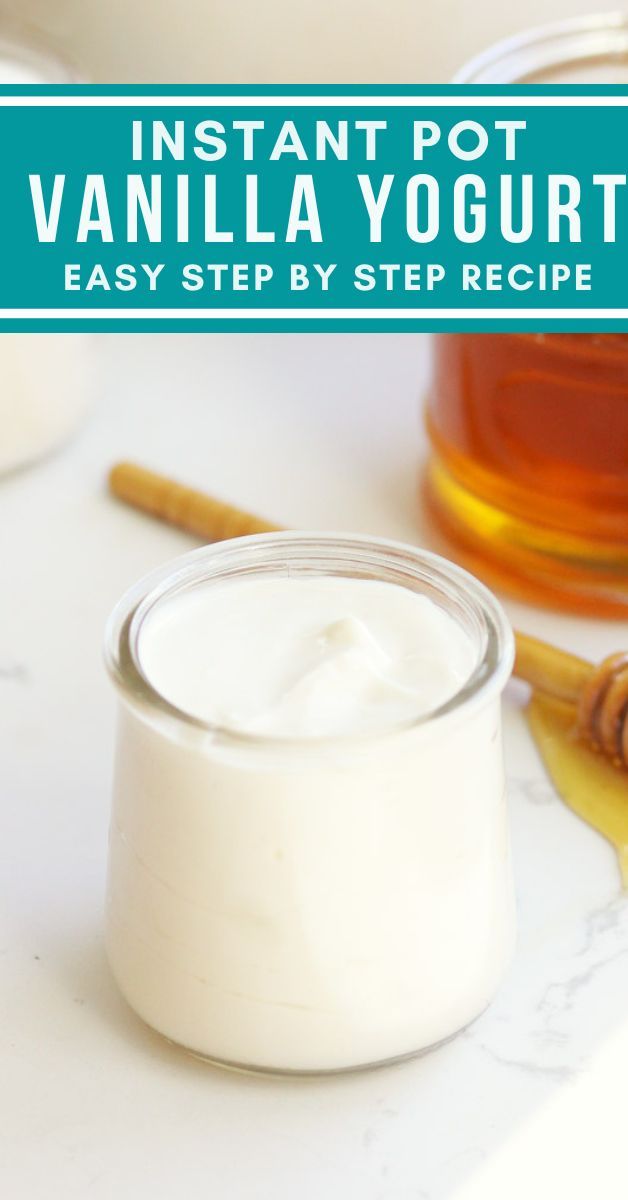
[0,28,79,83]
[104,532,514,750]
[453,10,628,84]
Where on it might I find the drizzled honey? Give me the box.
[425,333,628,615]
[527,693,628,887]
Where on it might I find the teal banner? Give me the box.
[4,85,628,328]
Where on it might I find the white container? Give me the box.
[105,533,515,1074]
[0,34,88,476]
[0,335,89,475]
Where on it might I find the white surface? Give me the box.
[2,333,628,1197]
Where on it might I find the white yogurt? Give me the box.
[138,576,477,738]
[105,534,515,1073]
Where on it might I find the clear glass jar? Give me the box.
[105,532,514,1074]
[452,12,628,85]
[426,14,628,616]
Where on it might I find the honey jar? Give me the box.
[426,16,628,615]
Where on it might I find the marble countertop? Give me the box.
[2,332,628,1199]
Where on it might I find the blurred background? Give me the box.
[0,0,619,82]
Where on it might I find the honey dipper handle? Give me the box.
[109,461,281,542]
[513,631,592,704]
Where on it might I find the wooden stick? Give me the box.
[108,459,628,764]
[109,461,280,542]
[514,631,591,704]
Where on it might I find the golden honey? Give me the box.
[425,333,628,615]
[527,693,628,886]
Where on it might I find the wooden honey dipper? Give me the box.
[109,461,628,769]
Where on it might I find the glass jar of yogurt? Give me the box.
[426,14,628,616]
[105,533,514,1074]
